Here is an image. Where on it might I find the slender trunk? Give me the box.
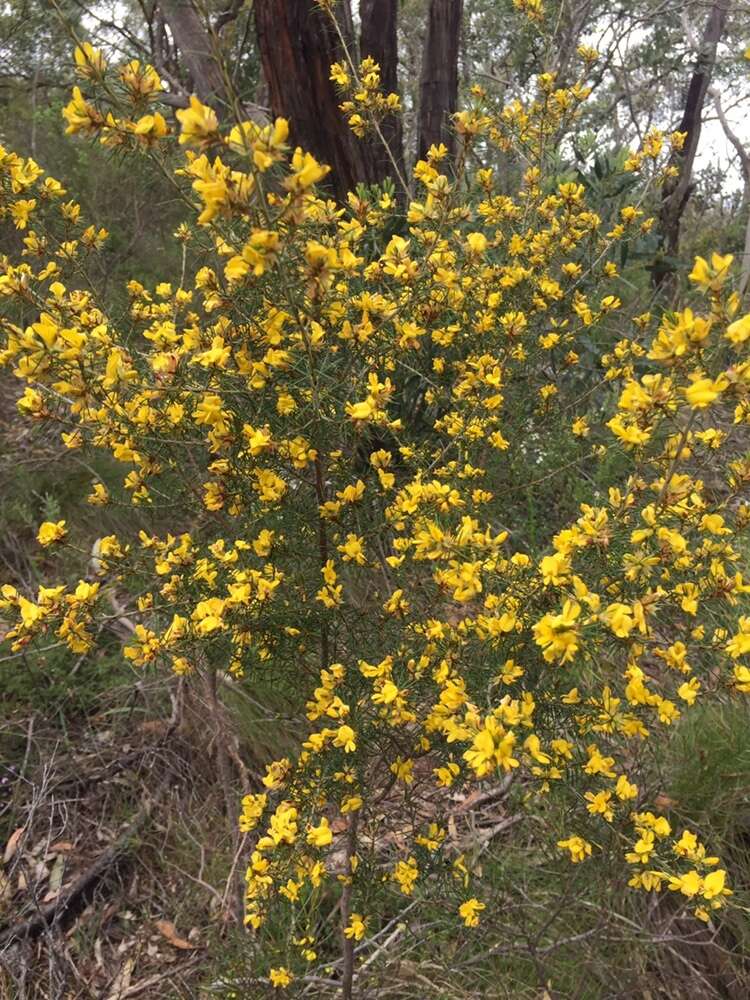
[417,0,463,161]
[711,88,750,299]
[340,812,359,1000]
[655,0,729,285]
[159,0,229,106]
[255,0,377,201]
[30,60,40,160]
[360,0,404,185]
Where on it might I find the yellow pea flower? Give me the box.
[458,898,486,926]
[37,520,67,546]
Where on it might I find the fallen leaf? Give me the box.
[3,827,25,863]
[654,793,677,809]
[447,815,459,842]
[49,841,75,853]
[32,860,49,882]
[452,788,485,814]
[105,956,134,1000]
[30,837,48,857]
[43,854,65,901]
[154,919,196,950]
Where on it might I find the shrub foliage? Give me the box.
[2,31,750,992]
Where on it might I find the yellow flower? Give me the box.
[603,602,635,638]
[726,314,750,344]
[465,232,488,255]
[667,870,702,897]
[10,199,36,230]
[572,415,590,437]
[557,835,592,863]
[63,86,101,135]
[329,61,351,88]
[333,725,357,752]
[688,253,733,292]
[133,113,169,145]
[338,533,366,564]
[458,897,486,926]
[269,967,293,988]
[585,789,614,821]
[392,857,419,895]
[615,775,638,800]
[284,147,330,191]
[341,795,362,813]
[74,42,107,80]
[677,678,700,705]
[344,913,367,940]
[306,817,333,848]
[533,599,581,663]
[702,869,730,901]
[176,95,219,148]
[346,400,374,421]
[584,745,616,778]
[684,375,724,408]
[37,520,67,546]
[463,718,519,777]
[120,60,162,97]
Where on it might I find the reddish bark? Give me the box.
[254,0,378,201]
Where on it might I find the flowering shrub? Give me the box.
[2,35,750,991]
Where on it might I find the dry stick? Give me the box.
[655,410,697,509]
[201,665,245,923]
[114,956,203,999]
[0,800,153,947]
[220,832,248,916]
[340,812,360,1000]
[300,900,418,996]
[315,457,331,670]
[358,921,405,973]
[19,715,35,780]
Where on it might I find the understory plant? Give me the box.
[2,22,750,995]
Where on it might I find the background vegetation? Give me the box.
[2,2,750,998]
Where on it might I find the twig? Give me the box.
[340,812,359,1000]
[220,831,248,916]
[115,956,202,998]
[0,798,154,946]
[359,920,406,971]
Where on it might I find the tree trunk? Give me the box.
[159,0,229,106]
[360,0,404,185]
[712,88,750,299]
[254,0,378,202]
[655,0,729,284]
[417,0,463,161]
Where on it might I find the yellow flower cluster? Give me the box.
[330,56,401,138]
[1,41,748,986]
